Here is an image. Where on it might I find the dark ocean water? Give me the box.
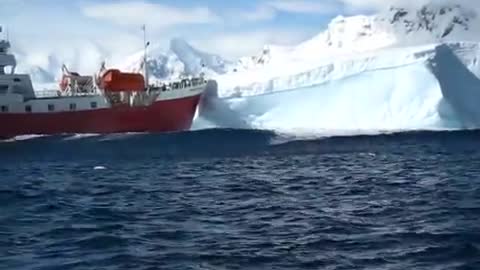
[1,129,480,270]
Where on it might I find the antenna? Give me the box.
[142,24,150,89]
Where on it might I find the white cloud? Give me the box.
[339,0,431,12]
[339,0,480,13]
[234,6,277,22]
[83,1,220,29]
[192,28,315,59]
[222,0,342,24]
[2,1,320,65]
[268,0,341,14]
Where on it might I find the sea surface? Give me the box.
[1,129,480,270]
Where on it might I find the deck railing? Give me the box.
[34,90,99,99]
[34,90,60,98]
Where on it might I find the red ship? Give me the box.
[0,31,207,140]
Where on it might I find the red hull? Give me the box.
[0,94,201,139]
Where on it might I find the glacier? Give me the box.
[9,1,480,135]
[196,2,480,135]
[197,44,471,134]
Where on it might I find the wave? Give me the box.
[2,128,479,161]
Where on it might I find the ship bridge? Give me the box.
[0,27,35,99]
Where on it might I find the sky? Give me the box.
[0,0,389,58]
[1,0,469,71]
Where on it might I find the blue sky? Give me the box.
[0,0,386,59]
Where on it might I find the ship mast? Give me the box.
[142,24,150,89]
[0,25,16,75]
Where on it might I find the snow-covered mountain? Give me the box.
[120,38,234,82]
[300,3,478,54]
[206,2,480,97]
[12,37,234,87]
[215,2,480,89]
[233,2,478,70]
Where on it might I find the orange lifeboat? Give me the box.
[100,69,145,92]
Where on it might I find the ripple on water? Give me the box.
[1,130,480,269]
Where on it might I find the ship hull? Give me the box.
[0,94,201,139]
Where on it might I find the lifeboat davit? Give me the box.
[59,65,94,92]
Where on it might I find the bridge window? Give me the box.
[0,85,8,94]
[1,105,8,112]
[90,101,97,109]
[25,105,32,112]
[70,103,76,111]
[48,104,55,112]
[13,78,21,82]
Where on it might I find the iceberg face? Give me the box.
[199,56,452,133]
[251,63,443,131]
